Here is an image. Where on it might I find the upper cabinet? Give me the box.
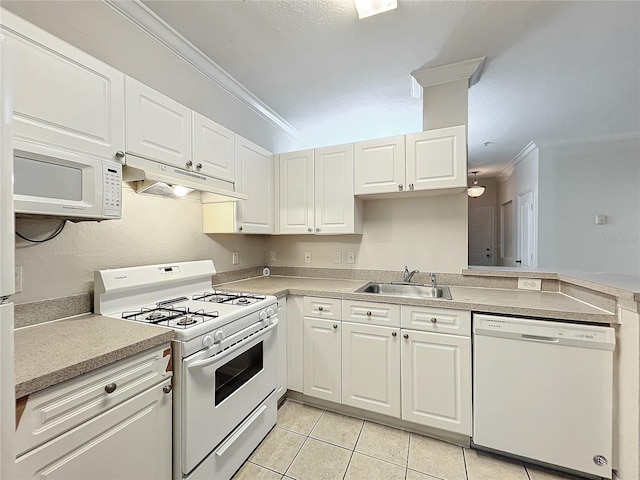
[125,76,192,169]
[2,11,125,161]
[277,145,362,235]
[354,135,405,195]
[355,125,467,196]
[192,112,235,182]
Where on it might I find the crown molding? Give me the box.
[102,0,300,140]
[497,141,538,182]
[410,56,486,98]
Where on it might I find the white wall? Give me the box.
[538,137,640,276]
[268,192,468,273]
[13,187,266,304]
[496,144,539,266]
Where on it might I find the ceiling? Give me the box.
[139,0,639,176]
[3,1,639,176]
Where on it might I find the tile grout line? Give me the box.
[341,416,366,480]
[462,446,470,480]
[282,406,326,477]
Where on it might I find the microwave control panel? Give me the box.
[102,160,122,218]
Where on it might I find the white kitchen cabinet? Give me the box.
[286,296,304,393]
[354,135,405,195]
[15,346,172,479]
[125,76,192,169]
[278,145,362,235]
[278,149,315,234]
[192,112,235,182]
[341,322,401,417]
[276,297,288,400]
[401,329,471,435]
[354,126,467,195]
[2,11,125,162]
[406,125,467,191]
[303,317,341,403]
[202,136,274,234]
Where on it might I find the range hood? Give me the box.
[123,154,248,202]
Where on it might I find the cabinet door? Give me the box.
[342,322,400,417]
[354,135,405,195]
[314,144,360,234]
[278,149,315,234]
[192,112,235,182]
[401,330,471,435]
[406,125,467,191]
[3,12,125,161]
[276,297,288,400]
[125,76,192,169]
[303,317,341,403]
[235,135,274,234]
[15,379,172,480]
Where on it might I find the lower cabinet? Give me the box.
[303,317,341,403]
[276,297,288,399]
[401,329,471,435]
[341,322,401,417]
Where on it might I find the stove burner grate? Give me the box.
[122,306,219,328]
[192,290,267,305]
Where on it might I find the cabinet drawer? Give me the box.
[342,300,400,327]
[303,297,342,320]
[401,306,470,335]
[16,345,171,456]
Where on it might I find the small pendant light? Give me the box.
[467,171,486,198]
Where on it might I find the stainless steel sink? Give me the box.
[355,282,452,300]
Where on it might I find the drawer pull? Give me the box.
[403,334,409,339]
[163,384,172,394]
[366,311,372,316]
[392,331,397,337]
[333,324,338,329]
[431,317,438,323]
[104,383,117,394]
[318,306,324,311]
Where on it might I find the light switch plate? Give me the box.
[232,252,239,265]
[269,250,276,261]
[304,252,312,264]
[334,251,342,263]
[347,251,355,264]
[518,277,541,291]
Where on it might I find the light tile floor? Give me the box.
[233,400,586,480]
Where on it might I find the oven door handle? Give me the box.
[215,404,268,458]
[187,317,279,370]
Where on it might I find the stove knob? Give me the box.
[214,330,226,343]
[266,307,275,317]
[259,310,268,321]
[202,335,214,348]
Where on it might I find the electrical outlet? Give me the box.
[347,251,355,264]
[518,277,541,291]
[334,251,343,263]
[15,266,22,293]
[232,252,239,265]
[304,252,312,264]
[269,250,276,261]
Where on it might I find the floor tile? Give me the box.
[406,469,443,480]
[355,421,410,466]
[465,448,528,480]
[310,411,364,449]
[232,461,283,480]
[277,400,323,435]
[286,438,352,480]
[344,452,406,480]
[249,427,306,474]
[408,433,467,480]
[526,464,584,480]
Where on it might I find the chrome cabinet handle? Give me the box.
[403,334,409,339]
[115,151,125,159]
[163,384,172,394]
[366,311,372,316]
[392,331,397,337]
[318,306,324,311]
[431,317,438,323]
[104,383,117,394]
[409,183,414,190]
[196,163,202,170]
[333,324,338,329]
[315,227,320,232]
[238,226,243,231]
[186,160,193,168]
[308,227,312,232]
[398,184,403,191]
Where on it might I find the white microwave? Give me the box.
[13,140,122,220]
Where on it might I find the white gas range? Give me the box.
[95,260,279,480]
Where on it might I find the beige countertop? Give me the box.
[219,276,617,324]
[15,314,174,399]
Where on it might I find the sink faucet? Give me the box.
[430,272,437,288]
[404,266,419,283]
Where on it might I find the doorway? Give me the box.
[469,207,495,266]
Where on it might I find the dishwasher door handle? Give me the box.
[521,334,560,343]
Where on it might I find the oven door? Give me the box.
[181,318,278,475]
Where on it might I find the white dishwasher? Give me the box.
[473,314,615,478]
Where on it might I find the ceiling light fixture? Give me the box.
[354,0,397,19]
[467,171,486,198]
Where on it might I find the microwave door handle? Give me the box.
[187,318,279,370]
